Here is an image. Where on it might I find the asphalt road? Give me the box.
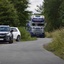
[0,38,64,64]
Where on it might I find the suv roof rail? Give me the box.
[0,25,9,26]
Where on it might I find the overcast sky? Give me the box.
[28,0,44,13]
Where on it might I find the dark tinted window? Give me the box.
[32,23,36,26]
[11,28,17,32]
[0,27,10,31]
[32,18,44,22]
[37,24,44,26]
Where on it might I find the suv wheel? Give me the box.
[16,35,21,42]
[9,37,13,44]
[9,40,13,44]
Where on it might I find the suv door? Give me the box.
[11,28,18,40]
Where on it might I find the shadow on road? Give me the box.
[0,42,8,44]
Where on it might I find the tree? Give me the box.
[0,0,19,26]
[39,0,63,31]
[9,0,30,26]
[36,3,44,15]
[59,0,64,26]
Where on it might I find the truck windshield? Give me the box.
[32,18,44,22]
[0,27,10,32]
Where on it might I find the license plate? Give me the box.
[0,39,4,40]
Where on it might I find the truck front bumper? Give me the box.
[30,32,45,37]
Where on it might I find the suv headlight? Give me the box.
[6,33,10,36]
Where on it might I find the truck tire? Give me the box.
[40,33,45,38]
[43,33,45,38]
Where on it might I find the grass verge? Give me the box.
[18,27,37,41]
[44,28,64,59]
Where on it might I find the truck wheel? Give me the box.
[43,33,45,38]
[42,33,45,38]
[40,33,45,38]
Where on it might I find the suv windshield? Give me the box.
[0,27,10,32]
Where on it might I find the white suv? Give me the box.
[11,27,21,41]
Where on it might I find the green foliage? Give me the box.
[45,32,53,38]
[0,0,30,26]
[39,0,64,32]
[0,0,19,26]
[9,0,30,26]
[44,0,63,32]
[36,4,43,14]
[18,27,36,41]
[44,28,64,59]
[59,0,64,26]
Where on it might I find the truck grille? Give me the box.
[34,29,42,34]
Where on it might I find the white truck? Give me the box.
[26,15,45,37]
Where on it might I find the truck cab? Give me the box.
[26,15,45,37]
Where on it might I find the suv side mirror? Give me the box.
[10,30,13,33]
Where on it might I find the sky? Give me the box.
[27,0,44,13]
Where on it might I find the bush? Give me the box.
[45,32,53,38]
[44,28,64,59]
[18,27,36,41]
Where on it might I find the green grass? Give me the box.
[18,27,37,41]
[45,32,53,38]
[44,28,64,59]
